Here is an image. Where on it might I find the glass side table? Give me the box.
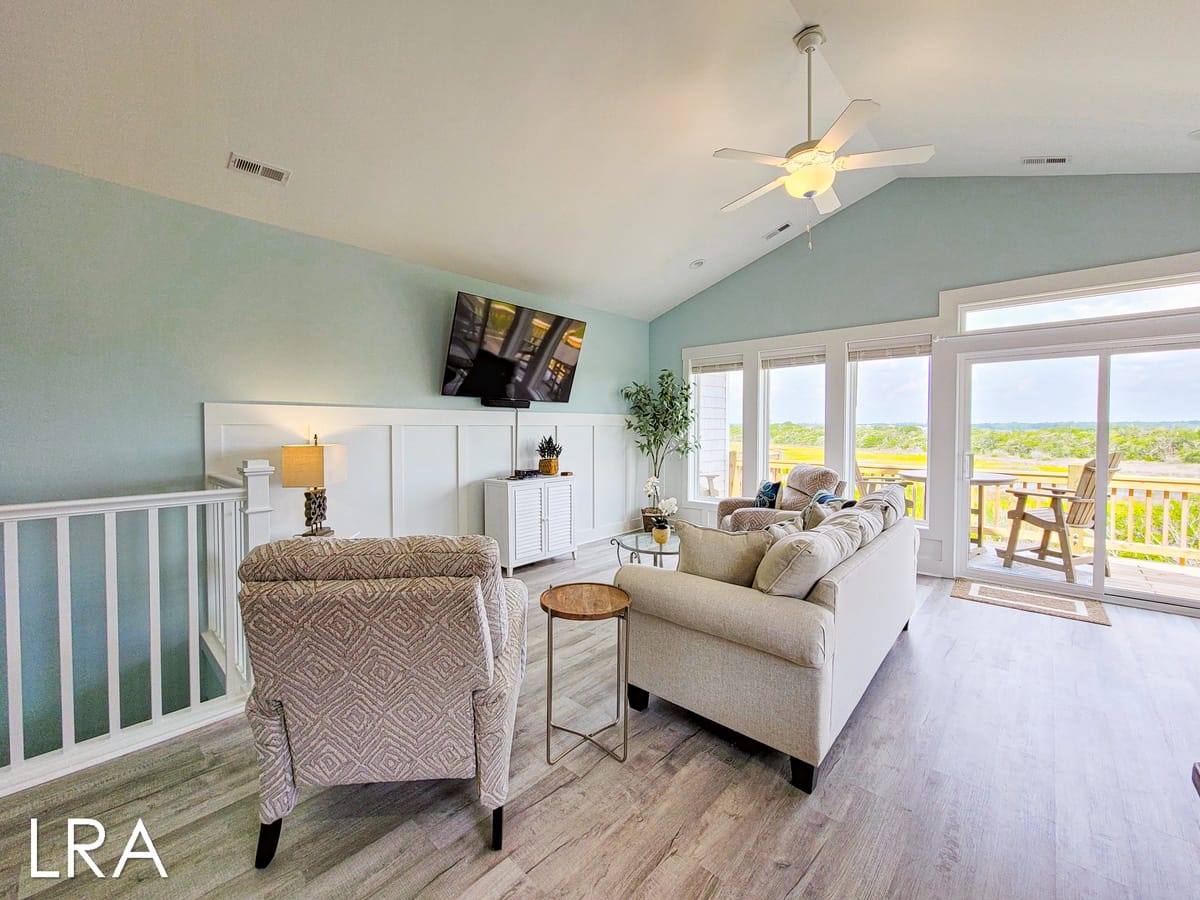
[611,530,680,568]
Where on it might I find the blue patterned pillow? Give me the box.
[754,480,782,508]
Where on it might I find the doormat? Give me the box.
[951,578,1111,626]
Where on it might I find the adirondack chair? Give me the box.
[998,453,1122,583]
[854,462,915,515]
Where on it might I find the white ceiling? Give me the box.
[2,1,1197,321]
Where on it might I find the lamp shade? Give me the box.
[280,442,348,488]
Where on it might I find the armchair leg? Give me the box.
[491,806,504,851]
[903,619,909,632]
[255,819,283,869]
[627,684,649,711]
[789,757,819,794]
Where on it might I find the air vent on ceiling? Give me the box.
[763,222,793,241]
[227,152,291,184]
[1021,155,1072,166]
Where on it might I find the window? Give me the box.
[763,350,826,485]
[691,359,743,499]
[849,336,932,520]
[961,280,1200,332]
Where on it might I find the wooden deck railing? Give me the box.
[726,451,1200,566]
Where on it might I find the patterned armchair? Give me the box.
[717,465,846,531]
[237,535,527,868]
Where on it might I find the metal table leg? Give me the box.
[545,609,629,765]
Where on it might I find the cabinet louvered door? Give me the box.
[512,486,546,563]
[545,481,575,555]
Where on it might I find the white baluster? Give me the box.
[221,501,238,695]
[56,517,74,750]
[4,521,23,767]
[186,504,200,708]
[147,507,161,721]
[104,513,120,736]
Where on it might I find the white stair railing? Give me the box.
[0,459,273,797]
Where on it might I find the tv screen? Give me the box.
[441,292,587,403]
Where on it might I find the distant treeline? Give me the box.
[737,423,1200,463]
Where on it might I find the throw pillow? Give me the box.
[753,522,859,598]
[856,484,906,529]
[764,516,804,540]
[676,520,774,587]
[754,480,782,508]
[820,506,885,549]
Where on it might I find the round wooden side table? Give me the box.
[540,582,631,765]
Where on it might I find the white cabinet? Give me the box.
[484,476,577,576]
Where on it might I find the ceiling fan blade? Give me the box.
[816,99,880,153]
[713,148,789,167]
[812,186,841,215]
[835,145,935,172]
[721,175,787,212]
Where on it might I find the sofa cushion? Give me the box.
[856,485,907,529]
[820,506,885,548]
[764,516,804,540]
[676,520,773,587]
[753,522,859,598]
[614,566,829,668]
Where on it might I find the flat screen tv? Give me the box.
[441,292,587,403]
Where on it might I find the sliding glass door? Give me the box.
[963,354,1102,591]
[959,343,1200,608]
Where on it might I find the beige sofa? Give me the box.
[614,499,917,792]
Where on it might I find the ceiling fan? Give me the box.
[714,26,934,214]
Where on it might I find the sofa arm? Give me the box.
[614,566,830,668]
[728,508,803,532]
[716,497,756,521]
[472,579,528,809]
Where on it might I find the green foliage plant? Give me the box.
[620,369,698,480]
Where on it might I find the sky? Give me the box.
[759,285,1200,426]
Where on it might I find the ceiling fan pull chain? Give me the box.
[807,221,813,251]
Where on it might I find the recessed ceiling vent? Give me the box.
[763,222,793,241]
[1021,155,1071,166]
[227,152,291,184]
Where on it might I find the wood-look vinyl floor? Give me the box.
[3,540,1200,898]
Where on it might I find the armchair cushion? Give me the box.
[725,507,809,532]
[614,565,830,668]
[676,520,773,587]
[781,465,842,510]
[239,535,509,656]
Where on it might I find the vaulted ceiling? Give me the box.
[2,1,1197,320]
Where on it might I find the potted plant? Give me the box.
[622,369,697,529]
[537,435,563,476]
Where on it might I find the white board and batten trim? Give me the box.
[203,402,645,547]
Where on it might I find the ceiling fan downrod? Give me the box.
[793,26,826,144]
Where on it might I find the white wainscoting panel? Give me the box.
[204,403,642,546]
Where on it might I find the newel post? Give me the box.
[239,459,275,551]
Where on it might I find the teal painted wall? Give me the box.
[0,153,649,763]
[1,153,649,505]
[650,175,1200,372]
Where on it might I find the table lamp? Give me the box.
[280,435,348,536]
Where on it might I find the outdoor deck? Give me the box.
[968,544,1200,604]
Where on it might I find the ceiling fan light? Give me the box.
[784,165,836,199]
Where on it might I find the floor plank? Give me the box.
[3,539,1199,898]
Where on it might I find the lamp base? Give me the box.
[303,488,329,534]
[298,527,334,538]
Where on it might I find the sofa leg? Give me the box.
[255,819,283,869]
[490,806,504,851]
[789,758,819,794]
[627,684,649,711]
